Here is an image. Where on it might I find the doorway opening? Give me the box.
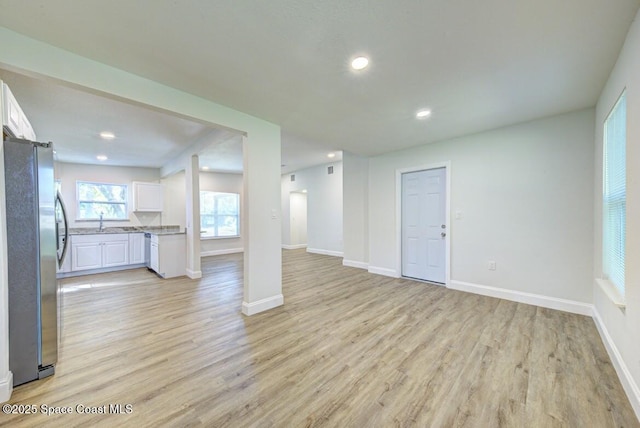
[289,191,308,249]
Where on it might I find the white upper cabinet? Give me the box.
[2,83,36,140]
[132,182,164,212]
[21,114,36,141]
[4,85,22,135]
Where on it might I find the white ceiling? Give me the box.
[0,69,337,172]
[0,0,638,164]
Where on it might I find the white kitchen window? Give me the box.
[200,191,240,238]
[77,181,128,220]
[602,91,626,299]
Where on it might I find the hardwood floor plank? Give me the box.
[0,250,637,427]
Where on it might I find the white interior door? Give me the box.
[402,167,446,283]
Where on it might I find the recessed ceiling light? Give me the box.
[327,152,336,158]
[351,56,369,70]
[202,166,210,170]
[96,155,108,161]
[302,189,307,193]
[416,109,432,119]
[100,131,116,140]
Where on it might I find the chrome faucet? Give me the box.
[99,212,104,232]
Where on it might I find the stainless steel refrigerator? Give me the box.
[4,137,68,386]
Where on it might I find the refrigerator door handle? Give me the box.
[56,191,69,269]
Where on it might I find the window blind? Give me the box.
[603,91,626,297]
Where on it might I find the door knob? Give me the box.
[441,232,446,238]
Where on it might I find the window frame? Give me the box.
[602,90,627,301]
[76,180,129,221]
[199,191,241,239]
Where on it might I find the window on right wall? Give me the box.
[602,91,627,299]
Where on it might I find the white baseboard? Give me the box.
[0,371,12,403]
[201,248,243,257]
[306,248,344,258]
[242,294,284,316]
[343,259,369,270]
[593,308,640,420]
[368,266,399,278]
[186,269,202,279]
[448,280,593,316]
[282,244,307,250]
[56,263,146,278]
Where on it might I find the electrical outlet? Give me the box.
[488,261,496,271]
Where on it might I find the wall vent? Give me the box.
[290,174,295,182]
[328,166,334,175]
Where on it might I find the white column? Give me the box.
[242,134,283,315]
[185,155,202,279]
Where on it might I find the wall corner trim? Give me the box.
[343,260,369,270]
[448,280,593,316]
[593,308,640,421]
[186,269,202,279]
[0,371,13,403]
[306,248,344,258]
[368,266,400,278]
[242,294,284,316]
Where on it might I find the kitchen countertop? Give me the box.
[68,226,185,236]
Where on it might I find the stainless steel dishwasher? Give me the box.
[144,233,151,268]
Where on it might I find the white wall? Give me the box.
[55,162,163,228]
[342,151,369,268]
[199,171,244,256]
[592,7,640,417]
[161,170,186,229]
[281,162,343,256]
[368,109,595,305]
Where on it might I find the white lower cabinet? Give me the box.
[72,241,102,271]
[103,240,129,267]
[149,233,185,278]
[71,234,129,272]
[67,231,185,278]
[129,233,146,265]
[150,241,159,272]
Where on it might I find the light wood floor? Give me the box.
[1,250,637,427]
